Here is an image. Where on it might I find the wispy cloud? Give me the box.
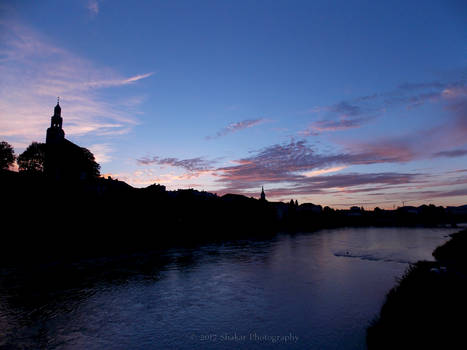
[83,72,154,89]
[213,140,420,193]
[303,166,347,177]
[0,20,152,150]
[432,149,467,158]
[206,118,266,140]
[301,100,380,135]
[89,143,113,163]
[348,85,467,161]
[137,156,216,172]
[87,0,99,16]
[301,78,466,136]
[303,79,467,169]
[300,117,372,135]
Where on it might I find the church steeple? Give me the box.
[46,99,65,144]
[53,97,61,118]
[260,186,266,201]
[51,97,63,129]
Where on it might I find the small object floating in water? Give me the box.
[430,267,447,274]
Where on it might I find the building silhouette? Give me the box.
[260,186,266,201]
[45,100,98,180]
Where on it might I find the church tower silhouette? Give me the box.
[260,186,266,201]
[44,99,94,180]
[46,98,65,145]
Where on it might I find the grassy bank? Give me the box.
[367,228,467,349]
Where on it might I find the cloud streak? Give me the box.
[301,78,467,136]
[84,72,155,89]
[89,143,113,163]
[432,149,467,158]
[300,116,372,135]
[206,118,266,139]
[87,0,99,16]
[137,156,216,172]
[302,99,381,135]
[213,140,421,193]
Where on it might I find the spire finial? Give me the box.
[57,96,60,105]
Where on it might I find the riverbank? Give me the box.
[366,228,467,349]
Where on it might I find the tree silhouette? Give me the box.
[45,143,100,180]
[78,146,100,178]
[17,142,46,173]
[0,141,15,170]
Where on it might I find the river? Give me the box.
[0,227,458,349]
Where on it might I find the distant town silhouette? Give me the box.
[0,102,466,263]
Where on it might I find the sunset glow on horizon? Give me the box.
[1,0,466,209]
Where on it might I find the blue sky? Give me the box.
[1,0,466,208]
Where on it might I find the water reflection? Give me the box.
[0,227,457,349]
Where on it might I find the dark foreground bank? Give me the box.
[366,228,467,349]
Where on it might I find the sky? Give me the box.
[1,0,466,209]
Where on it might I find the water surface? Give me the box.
[0,227,457,349]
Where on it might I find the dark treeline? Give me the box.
[1,169,466,265]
